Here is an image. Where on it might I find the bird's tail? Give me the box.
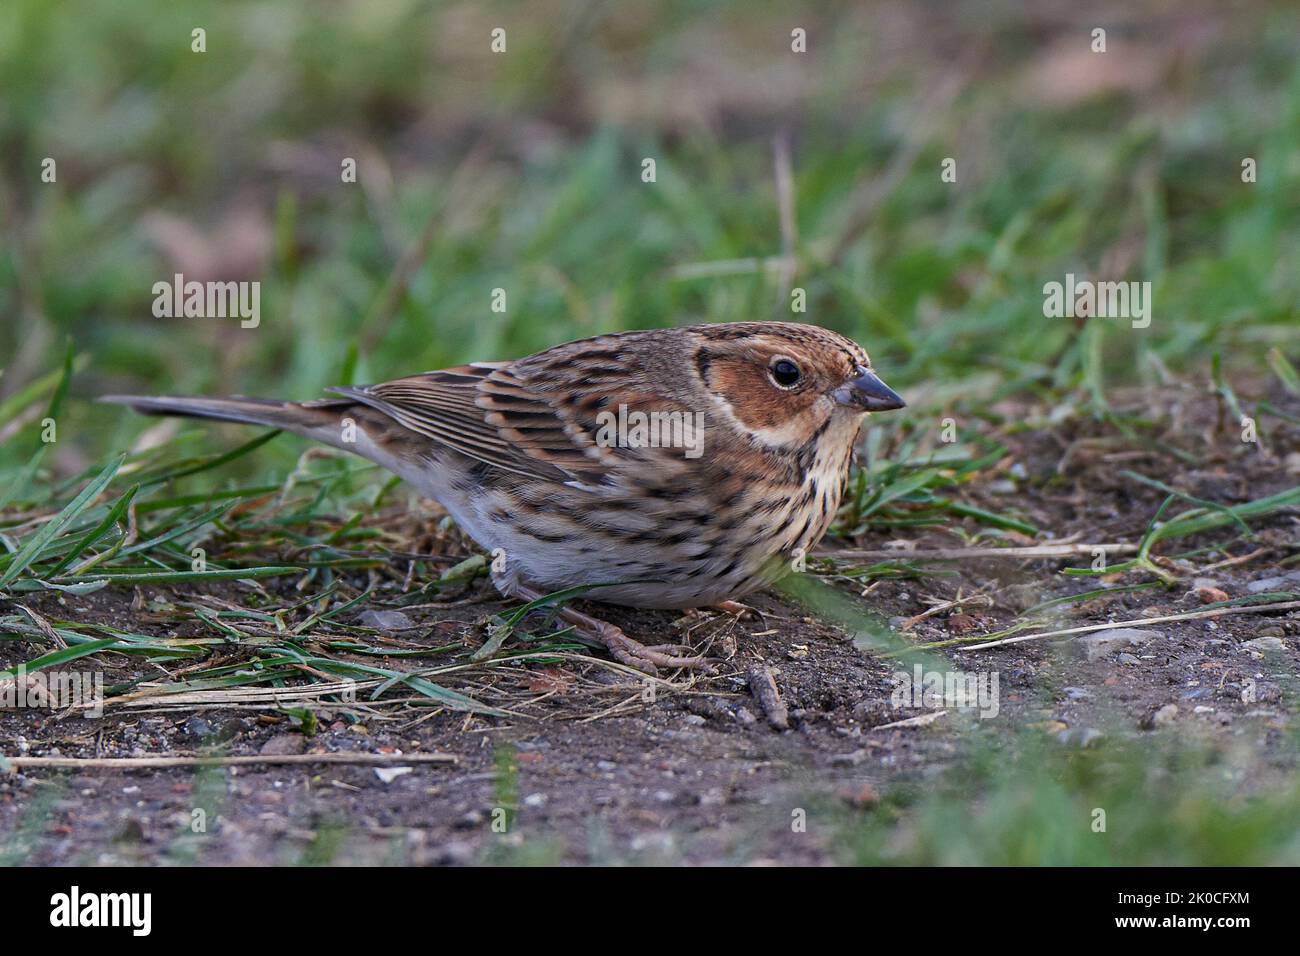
[99,394,352,447]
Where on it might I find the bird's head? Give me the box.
[689,322,905,451]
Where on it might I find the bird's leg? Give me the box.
[498,579,714,675]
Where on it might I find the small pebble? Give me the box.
[1056,727,1104,748]
[258,734,306,756]
[1141,703,1179,730]
[358,609,417,632]
[1246,571,1300,593]
[1080,628,1161,661]
[1244,636,1286,653]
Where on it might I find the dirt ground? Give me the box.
[2,386,1297,865]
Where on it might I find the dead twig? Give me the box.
[823,543,1139,561]
[2,752,457,772]
[15,604,65,649]
[746,663,789,730]
[1200,547,1274,572]
[898,589,993,630]
[960,601,1300,652]
[772,130,797,306]
[873,710,947,731]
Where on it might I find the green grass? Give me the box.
[835,728,1300,866]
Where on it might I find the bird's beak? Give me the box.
[834,367,906,412]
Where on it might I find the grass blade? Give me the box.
[0,455,124,590]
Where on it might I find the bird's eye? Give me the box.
[770,358,802,389]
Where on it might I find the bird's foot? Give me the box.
[583,618,715,675]
[504,581,713,675]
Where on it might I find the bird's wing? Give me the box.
[330,351,707,486]
[325,363,603,484]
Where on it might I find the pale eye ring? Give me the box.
[769,357,802,389]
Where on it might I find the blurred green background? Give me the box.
[1,0,1298,483]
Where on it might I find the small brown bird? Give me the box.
[104,322,904,671]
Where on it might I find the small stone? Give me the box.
[596,760,617,772]
[1117,653,1141,665]
[1063,687,1093,700]
[216,717,250,741]
[734,707,757,725]
[1193,586,1229,604]
[1244,636,1286,653]
[946,613,979,634]
[258,734,306,756]
[455,809,484,829]
[1056,727,1104,748]
[1141,703,1179,730]
[523,792,547,808]
[358,609,416,632]
[182,717,212,740]
[373,767,412,784]
[431,840,476,866]
[1246,571,1300,593]
[1244,682,1282,704]
[1080,628,1160,661]
[117,818,145,841]
[830,749,869,767]
[835,783,879,808]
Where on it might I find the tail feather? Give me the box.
[99,394,347,442]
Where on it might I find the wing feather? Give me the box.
[325,364,599,483]
[327,338,703,487]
